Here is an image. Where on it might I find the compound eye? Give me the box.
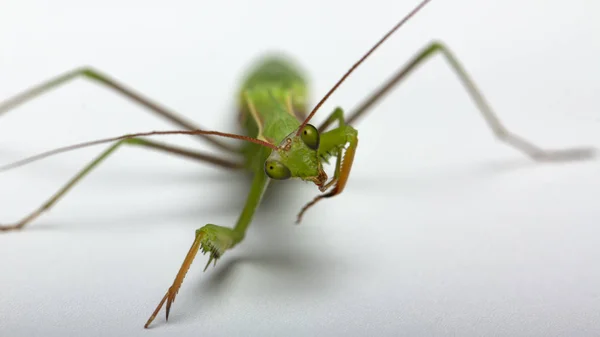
[300,124,320,150]
[264,160,291,180]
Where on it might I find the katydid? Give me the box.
[0,0,595,329]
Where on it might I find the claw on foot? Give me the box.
[143,224,240,328]
[0,210,44,232]
[0,224,22,232]
[533,147,596,162]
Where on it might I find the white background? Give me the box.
[1,0,600,336]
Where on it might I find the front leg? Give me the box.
[144,170,269,328]
[143,224,241,328]
[296,107,358,223]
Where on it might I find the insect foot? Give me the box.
[198,224,242,271]
[0,211,42,231]
[532,146,597,162]
[144,224,243,328]
[0,224,21,231]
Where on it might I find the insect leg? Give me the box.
[0,67,239,152]
[319,41,595,162]
[0,138,243,231]
[297,107,358,223]
[145,167,269,328]
[318,107,346,185]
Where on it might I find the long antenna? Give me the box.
[0,129,277,172]
[297,0,432,134]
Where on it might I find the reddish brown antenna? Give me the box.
[0,129,277,172]
[297,0,432,134]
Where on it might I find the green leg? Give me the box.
[0,138,243,231]
[0,67,239,152]
[318,107,345,185]
[144,151,270,328]
[320,41,595,162]
[297,107,358,223]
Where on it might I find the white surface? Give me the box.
[1,0,600,336]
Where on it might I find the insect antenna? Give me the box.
[0,129,277,172]
[297,0,432,133]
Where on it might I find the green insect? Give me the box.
[0,0,594,329]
